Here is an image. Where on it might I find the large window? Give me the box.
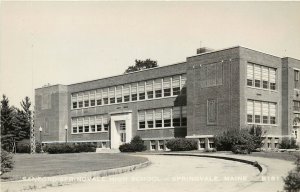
[154,79,162,98]
[294,101,300,112]
[146,80,154,99]
[116,86,122,103]
[96,116,102,132]
[199,63,223,88]
[172,76,180,96]
[71,74,186,109]
[84,117,89,132]
[247,100,276,125]
[72,118,77,133]
[138,106,187,129]
[109,87,115,104]
[138,82,145,100]
[72,115,109,134]
[123,85,130,102]
[78,118,83,133]
[131,83,138,101]
[103,116,109,131]
[90,117,96,132]
[163,77,171,97]
[72,94,77,109]
[138,111,145,129]
[207,99,217,124]
[247,63,276,90]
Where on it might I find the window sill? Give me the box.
[247,123,277,126]
[71,131,108,135]
[246,86,278,93]
[137,126,186,131]
[71,95,180,111]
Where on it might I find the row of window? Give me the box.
[247,63,276,90]
[150,140,165,151]
[247,100,276,124]
[293,101,300,112]
[138,106,187,129]
[71,115,109,134]
[71,75,186,109]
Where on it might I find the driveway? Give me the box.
[34,155,267,192]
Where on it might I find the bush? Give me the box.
[214,127,263,153]
[119,136,147,152]
[35,142,42,153]
[280,137,299,149]
[1,149,14,175]
[283,155,300,191]
[16,142,31,153]
[46,143,96,154]
[232,145,251,154]
[165,138,198,151]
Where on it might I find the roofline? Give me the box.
[67,61,186,86]
[35,84,65,90]
[282,57,300,62]
[187,46,240,59]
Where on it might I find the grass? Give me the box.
[1,153,147,181]
[248,151,300,162]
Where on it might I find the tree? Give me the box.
[1,95,15,151]
[124,59,158,73]
[18,97,32,139]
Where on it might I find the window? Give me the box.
[247,100,254,123]
[172,107,181,127]
[83,92,89,107]
[262,102,269,124]
[163,108,171,127]
[207,64,216,87]
[270,68,276,90]
[146,80,154,99]
[155,109,162,128]
[163,77,171,97]
[138,82,145,100]
[78,118,83,133]
[103,116,109,131]
[84,117,89,132]
[78,93,83,108]
[96,116,102,132]
[181,75,187,95]
[172,76,180,95]
[72,94,77,109]
[254,102,261,123]
[109,87,115,104]
[90,91,95,107]
[247,63,276,91]
[131,83,138,101]
[146,110,154,128]
[102,88,108,105]
[90,117,96,132]
[207,99,217,124]
[116,86,122,103]
[294,101,300,111]
[72,118,77,134]
[247,64,254,86]
[270,103,276,124]
[150,140,156,150]
[154,79,162,98]
[138,111,146,129]
[254,65,261,88]
[123,85,130,102]
[158,140,164,150]
[262,67,269,89]
[295,70,299,81]
[181,106,187,126]
[96,90,102,106]
[247,100,277,125]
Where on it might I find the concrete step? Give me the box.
[96,148,120,153]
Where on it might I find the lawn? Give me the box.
[1,153,147,181]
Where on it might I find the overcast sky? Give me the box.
[1,1,300,108]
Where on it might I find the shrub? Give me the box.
[232,145,251,154]
[35,142,42,153]
[215,127,263,153]
[165,138,198,151]
[279,137,299,149]
[1,149,14,175]
[46,143,96,154]
[283,155,300,191]
[16,142,31,153]
[119,136,147,152]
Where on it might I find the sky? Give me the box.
[1,1,300,108]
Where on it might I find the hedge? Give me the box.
[165,138,198,151]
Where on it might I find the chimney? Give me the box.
[197,47,214,54]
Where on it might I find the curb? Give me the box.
[155,153,267,176]
[1,160,151,192]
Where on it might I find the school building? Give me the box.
[34,46,300,150]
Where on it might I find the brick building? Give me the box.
[34,46,300,150]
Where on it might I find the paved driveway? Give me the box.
[34,155,264,192]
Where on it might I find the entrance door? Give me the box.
[119,121,126,144]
